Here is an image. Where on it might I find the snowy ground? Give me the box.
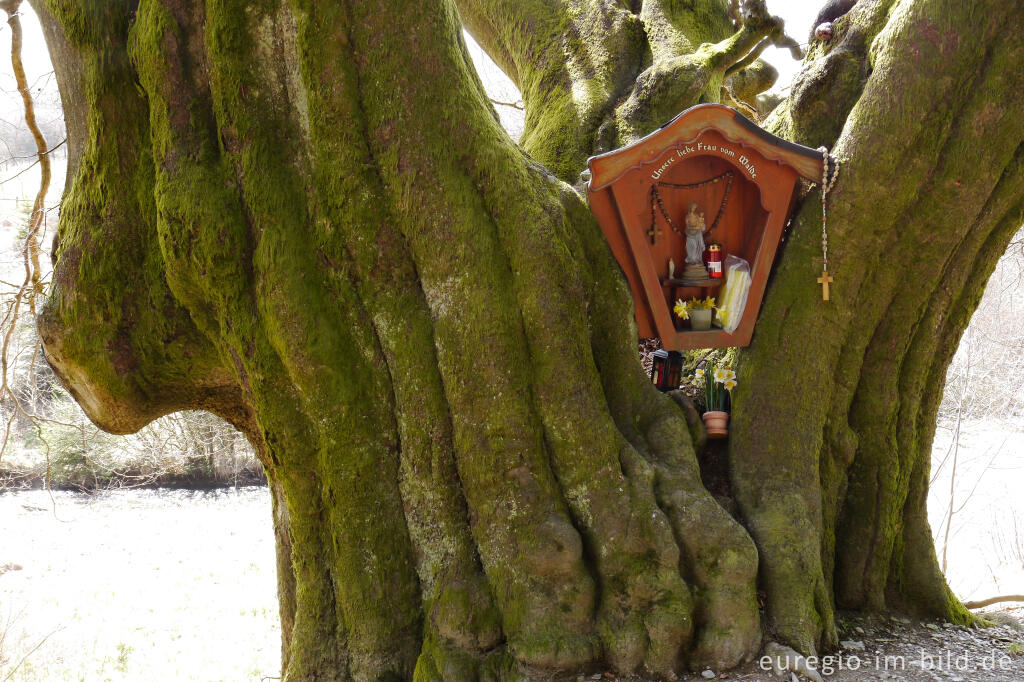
[0,488,280,681]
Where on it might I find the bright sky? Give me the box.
[761,0,824,92]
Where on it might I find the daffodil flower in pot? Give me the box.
[674,296,716,331]
[698,364,735,438]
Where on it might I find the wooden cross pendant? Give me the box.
[818,268,834,301]
[648,224,663,244]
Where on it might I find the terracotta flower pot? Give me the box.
[702,410,729,438]
[689,308,713,330]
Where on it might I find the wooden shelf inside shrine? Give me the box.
[660,277,723,288]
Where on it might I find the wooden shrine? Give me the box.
[586,103,825,350]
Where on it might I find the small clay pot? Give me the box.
[702,410,729,438]
[689,308,713,331]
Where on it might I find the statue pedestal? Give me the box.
[683,263,709,280]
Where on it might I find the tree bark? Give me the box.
[30,0,1024,679]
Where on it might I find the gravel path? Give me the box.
[573,609,1024,681]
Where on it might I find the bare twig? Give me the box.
[489,97,523,110]
[1,627,61,682]
[941,333,971,573]
[0,137,66,169]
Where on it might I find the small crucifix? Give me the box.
[817,268,834,301]
[647,223,663,244]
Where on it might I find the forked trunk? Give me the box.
[30,0,1024,679]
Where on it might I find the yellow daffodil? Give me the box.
[713,366,728,383]
[678,296,717,311]
[673,299,689,319]
[724,378,737,391]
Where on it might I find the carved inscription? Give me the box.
[651,138,757,179]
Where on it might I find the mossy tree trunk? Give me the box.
[31,0,1024,679]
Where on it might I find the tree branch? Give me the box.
[964,595,1024,610]
[1,0,50,468]
[455,0,564,88]
[4,2,48,302]
[724,30,802,78]
[707,0,800,75]
[489,96,523,110]
[639,0,734,62]
[612,0,798,145]
[461,1,644,177]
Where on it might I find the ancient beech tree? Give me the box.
[30,0,1024,679]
